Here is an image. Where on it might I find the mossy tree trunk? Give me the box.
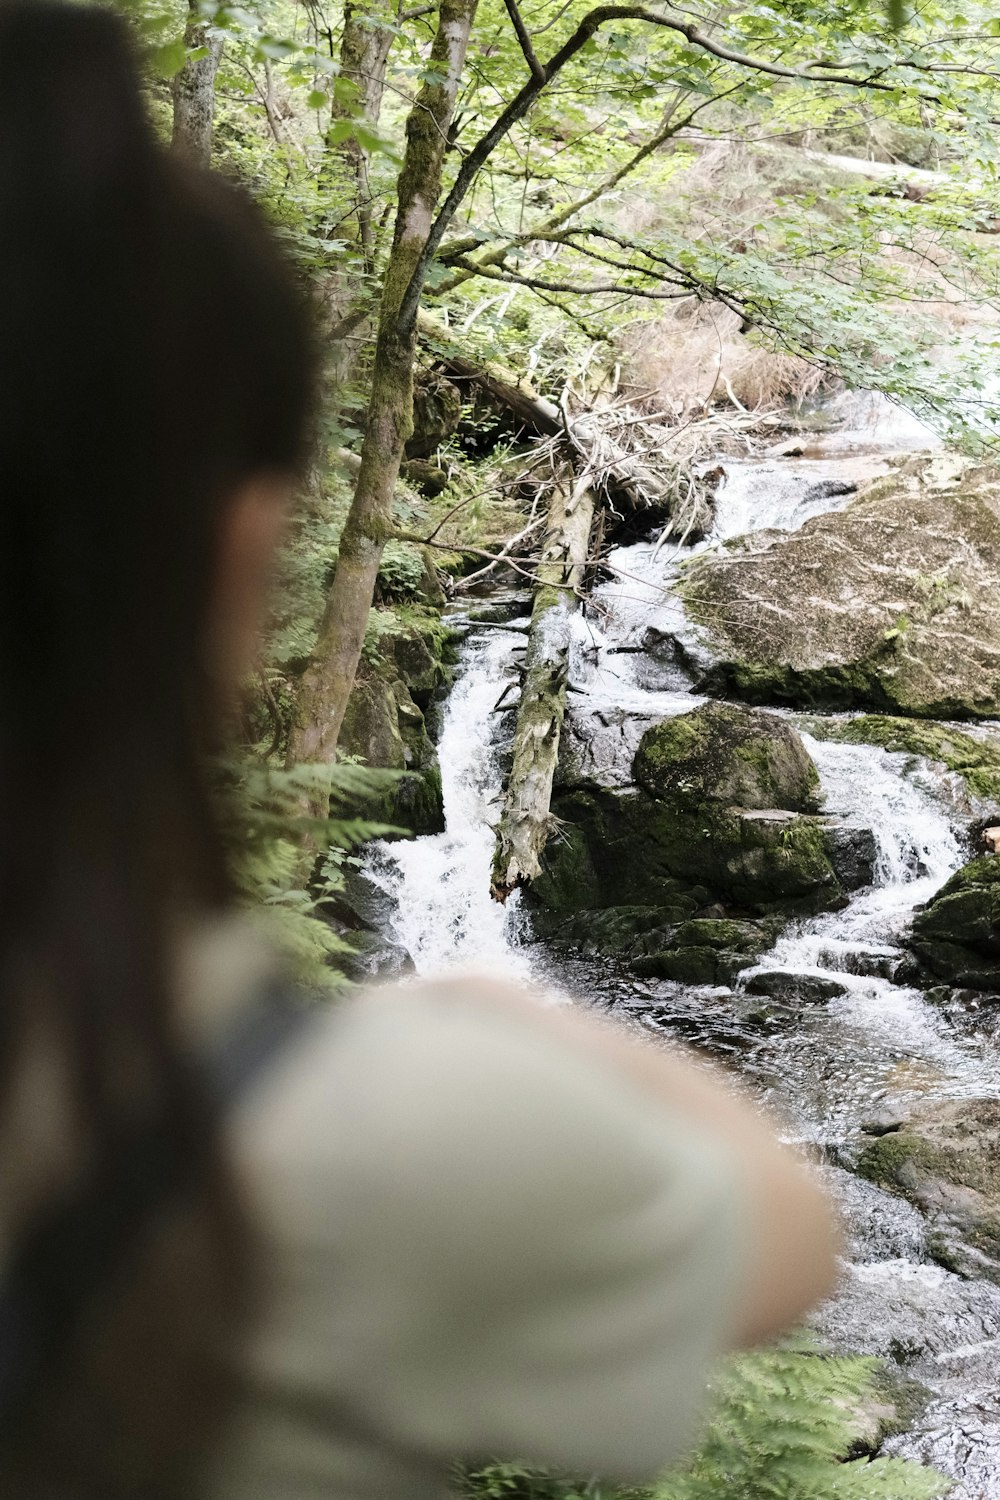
[492,470,597,899]
[171,0,223,166]
[287,0,479,772]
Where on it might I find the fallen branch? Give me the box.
[491,468,597,899]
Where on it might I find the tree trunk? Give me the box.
[171,2,223,167]
[491,470,596,899]
[287,0,480,772]
[325,0,397,269]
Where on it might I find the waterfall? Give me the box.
[359,412,1000,1495]
[363,627,532,979]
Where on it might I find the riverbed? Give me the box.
[363,397,1000,1497]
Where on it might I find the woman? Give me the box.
[0,4,838,1496]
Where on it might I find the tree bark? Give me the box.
[324,0,397,269]
[171,2,223,167]
[287,0,480,772]
[491,469,596,899]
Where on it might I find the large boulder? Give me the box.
[533,704,844,920]
[682,455,1000,718]
[633,702,821,812]
[909,856,1000,991]
[339,612,458,836]
[856,1098,1000,1284]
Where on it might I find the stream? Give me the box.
[363,396,1000,1498]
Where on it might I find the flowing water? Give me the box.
[363,412,1000,1495]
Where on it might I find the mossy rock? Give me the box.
[536,786,842,919]
[634,703,821,813]
[340,607,459,838]
[908,856,1000,991]
[682,454,1000,718]
[530,824,603,913]
[855,1098,1000,1282]
[634,917,779,986]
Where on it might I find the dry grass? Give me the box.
[619,300,826,415]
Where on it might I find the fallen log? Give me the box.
[491,468,596,900]
[418,310,711,539]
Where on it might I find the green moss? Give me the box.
[856,1131,938,1190]
[908,855,1000,990]
[634,702,821,813]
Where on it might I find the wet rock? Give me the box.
[861,1113,905,1136]
[461,591,532,625]
[823,820,879,892]
[743,970,847,1004]
[682,454,1000,718]
[855,1098,1000,1285]
[558,704,662,788]
[633,917,779,986]
[634,701,821,813]
[340,613,458,836]
[528,904,778,985]
[529,824,603,913]
[801,477,858,506]
[537,782,844,918]
[909,856,1000,992]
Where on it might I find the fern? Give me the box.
[459,1350,949,1500]
[219,755,403,992]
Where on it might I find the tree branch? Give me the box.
[398,2,943,333]
[503,0,545,80]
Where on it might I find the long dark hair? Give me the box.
[0,3,315,1492]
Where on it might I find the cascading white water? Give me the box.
[360,397,1000,1495]
[805,734,960,889]
[363,627,532,978]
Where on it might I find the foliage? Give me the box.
[219,754,402,990]
[458,1349,949,1500]
[377,539,428,600]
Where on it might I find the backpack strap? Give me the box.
[0,978,313,1431]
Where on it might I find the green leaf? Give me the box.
[149,38,187,79]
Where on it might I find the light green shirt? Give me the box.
[206,979,746,1498]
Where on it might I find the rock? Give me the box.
[909,856,1000,991]
[634,702,821,813]
[528,902,777,985]
[983,825,1000,854]
[823,819,879,891]
[855,1098,1000,1284]
[339,612,458,837]
[802,478,857,506]
[400,458,449,497]
[533,704,844,925]
[743,970,847,1003]
[861,1113,905,1136]
[633,917,778,986]
[405,373,462,459]
[538,783,844,918]
[682,454,1000,717]
[462,591,532,625]
[529,823,603,913]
